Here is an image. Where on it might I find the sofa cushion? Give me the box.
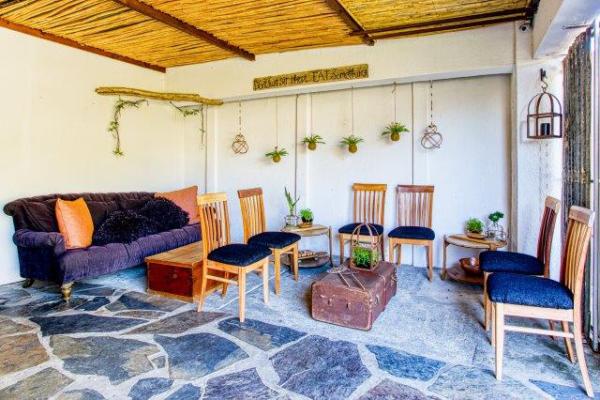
[156,186,199,224]
[488,273,573,309]
[248,232,301,249]
[480,251,544,275]
[208,244,271,266]
[93,210,160,246]
[388,226,435,240]
[56,198,94,249]
[59,224,200,282]
[338,223,384,235]
[138,198,189,231]
[86,200,119,228]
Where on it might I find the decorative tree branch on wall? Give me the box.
[108,98,147,156]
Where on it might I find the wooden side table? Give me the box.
[281,224,333,268]
[441,234,507,284]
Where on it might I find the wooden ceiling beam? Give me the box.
[323,0,374,46]
[110,0,255,61]
[351,8,530,36]
[0,17,165,72]
[370,15,527,40]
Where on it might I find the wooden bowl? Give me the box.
[466,231,486,240]
[460,257,481,275]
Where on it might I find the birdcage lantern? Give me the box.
[527,69,563,139]
[349,223,380,271]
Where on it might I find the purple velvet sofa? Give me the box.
[3,192,200,299]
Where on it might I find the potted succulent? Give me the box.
[284,187,300,227]
[381,122,409,142]
[340,135,364,153]
[299,208,313,227]
[465,218,485,239]
[265,146,288,163]
[302,134,325,151]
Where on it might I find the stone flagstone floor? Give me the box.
[0,264,599,400]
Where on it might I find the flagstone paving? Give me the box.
[0,265,599,399]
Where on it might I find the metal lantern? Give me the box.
[349,223,380,271]
[527,69,563,139]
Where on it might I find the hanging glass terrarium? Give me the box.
[527,69,563,139]
[349,223,380,271]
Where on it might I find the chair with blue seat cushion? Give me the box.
[482,196,560,330]
[388,185,436,281]
[490,206,595,398]
[197,192,270,323]
[338,183,387,265]
[238,188,300,295]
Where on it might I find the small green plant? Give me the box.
[340,135,364,153]
[284,187,299,216]
[299,208,313,222]
[265,147,288,163]
[352,247,378,268]
[488,211,505,223]
[108,98,147,156]
[466,218,484,234]
[381,122,409,141]
[302,134,325,150]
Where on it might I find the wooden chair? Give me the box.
[196,192,271,323]
[489,206,595,398]
[388,185,435,281]
[338,183,387,264]
[482,196,560,330]
[238,188,300,295]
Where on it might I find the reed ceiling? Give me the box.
[0,0,537,72]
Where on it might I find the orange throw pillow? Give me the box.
[55,198,94,249]
[155,186,199,224]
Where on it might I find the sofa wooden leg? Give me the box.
[22,278,34,288]
[61,282,74,301]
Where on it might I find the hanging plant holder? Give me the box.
[421,81,443,150]
[302,134,325,150]
[349,223,380,271]
[527,69,563,139]
[232,101,249,154]
[265,146,288,163]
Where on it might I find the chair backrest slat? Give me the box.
[536,196,560,277]
[560,206,595,301]
[238,187,267,242]
[396,185,434,228]
[197,192,231,258]
[352,183,387,225]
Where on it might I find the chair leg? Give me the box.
[262,260,269,305]
[389,241,395,265]
[238,269,246,323]
[573,314,594,397]
[396,243,402,265]
[426,243,433,281]
[483,272,490,331]
[561,321,575,363]
[197,265,208,312]
[292,244,299,281]
[273,250,281,295]
[221,272,230,298]
[380,236,385,262]
[491,302,496,347]
[549,321,556,341]
[339,235,345,265]
[494,303,505,380]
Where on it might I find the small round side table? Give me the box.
[441,234,507,284]
[281,224,333,268]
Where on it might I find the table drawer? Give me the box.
[148,264,193,298]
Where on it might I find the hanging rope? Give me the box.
[393,82,397,121]
[350,86,355,135]
[275,97,279,148]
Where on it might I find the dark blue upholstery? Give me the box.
[208,244,271,266]
[248,231,301,249]
[487,273,573,309]
[388,226,435,240]
[480,251,544,275]
[338,223,384,235]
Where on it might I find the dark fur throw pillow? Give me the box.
[93,210,160,245]
[138,198,189,231]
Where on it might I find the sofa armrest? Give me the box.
[13,229,66,256]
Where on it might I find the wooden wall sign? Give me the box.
[253,64,369,91]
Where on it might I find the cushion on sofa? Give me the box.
[138,198,189,231]
[55,198,94,249]
[156,186,199,224]
[93,210,160,246]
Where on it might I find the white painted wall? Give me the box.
[0,28,186,285]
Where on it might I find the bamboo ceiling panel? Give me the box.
[341,0,532,30]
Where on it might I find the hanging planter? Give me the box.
[265,146,288,163]
[421,81,443,150]
[340,135,364,153]
[302,134,325,150]
[381,122,409,142]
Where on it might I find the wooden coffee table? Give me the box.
[145,242,224,302]
[441,234,507,285]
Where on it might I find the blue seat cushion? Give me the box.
[208,244,271,266]
[248,231,301,249]
[338,223,384,235]
[480,251,544,275]
[488,273,573,309]
[388,226,435,240]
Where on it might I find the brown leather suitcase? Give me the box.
[311,261,397,330]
